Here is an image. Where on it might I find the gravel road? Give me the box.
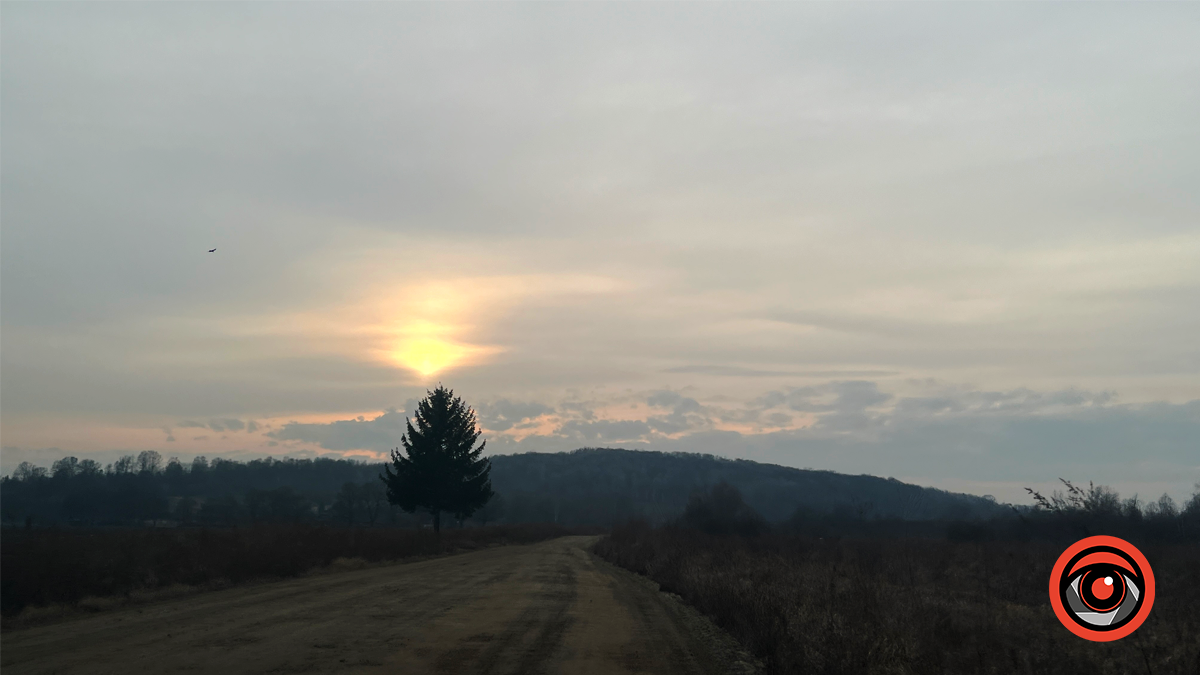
[2,535,758,675]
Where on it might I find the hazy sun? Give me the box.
[364,277,593,378]
[391,336,473,377]
[380,315,500,378]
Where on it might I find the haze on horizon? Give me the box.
[2,3,1198,504]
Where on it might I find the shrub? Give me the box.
[679,481,767,537]
[1,522,572,619]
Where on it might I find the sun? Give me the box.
[368,284,509,377]
[391,336,473,377]
[384,319,500,378]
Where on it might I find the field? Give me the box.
[2,536,756,675]
[594,521,1200,675]
[5,489,1199,674]
[0,523,576,624]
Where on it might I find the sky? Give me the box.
[2,3,1198,504]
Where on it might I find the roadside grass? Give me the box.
[1,523,576,628]
[594,521,1200,675]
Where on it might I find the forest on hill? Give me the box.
[1,447,1007,528]
[489,448,1005,523]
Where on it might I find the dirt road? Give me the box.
[2,536,757,675]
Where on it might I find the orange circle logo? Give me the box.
[1049,535,1154,641]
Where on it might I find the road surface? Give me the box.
[2,536,758,675]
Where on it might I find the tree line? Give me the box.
[4,452,385,526]
[4,386,494,531]
[1,446,1005,530]
[23,387,1183,533]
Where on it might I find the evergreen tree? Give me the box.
[381,386,493,532]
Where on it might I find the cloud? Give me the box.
[254,384,1198,490]
[204,418,247,432]
[891,388,1114,419]
[737,381,894,434]
[3,381,1196,504]
[664,365,898,378]
[556,419,653,443]
[1,4,1196,505]
[496,384,1200,502]
[645,390,710,435]
[474,399,554,432]
[266,409,410,451]
[177,418,255,433]
[771,381,893,413]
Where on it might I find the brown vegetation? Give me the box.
[3,537,754,675]
[1,522,574,624]
[594,521,1200,675]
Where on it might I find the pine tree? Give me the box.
[380,386,493,532]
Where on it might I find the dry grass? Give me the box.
[1,523,573,627]
[594,521,1200,675]
[325,556,371,573]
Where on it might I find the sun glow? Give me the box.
[391,335,477,377]
[353,273,624,379]
[379,310,501,378]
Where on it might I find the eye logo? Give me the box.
[1049,535,1155,641]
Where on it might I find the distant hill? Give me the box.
[2,447,1005,527]
[489,448,1006,525]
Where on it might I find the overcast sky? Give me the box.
[3,3,1198,503]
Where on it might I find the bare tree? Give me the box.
[51,457,80,479]
[473,493,507,526]
[361,481,387,525]
[12,462,47,481]
[332,482,361,525]
[137,451,163,474]
[78,459,103,476]
[1152,493,1179,518]
[175,496,198,524]
[110,455,136,475]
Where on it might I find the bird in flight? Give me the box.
[208,248,217,253]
